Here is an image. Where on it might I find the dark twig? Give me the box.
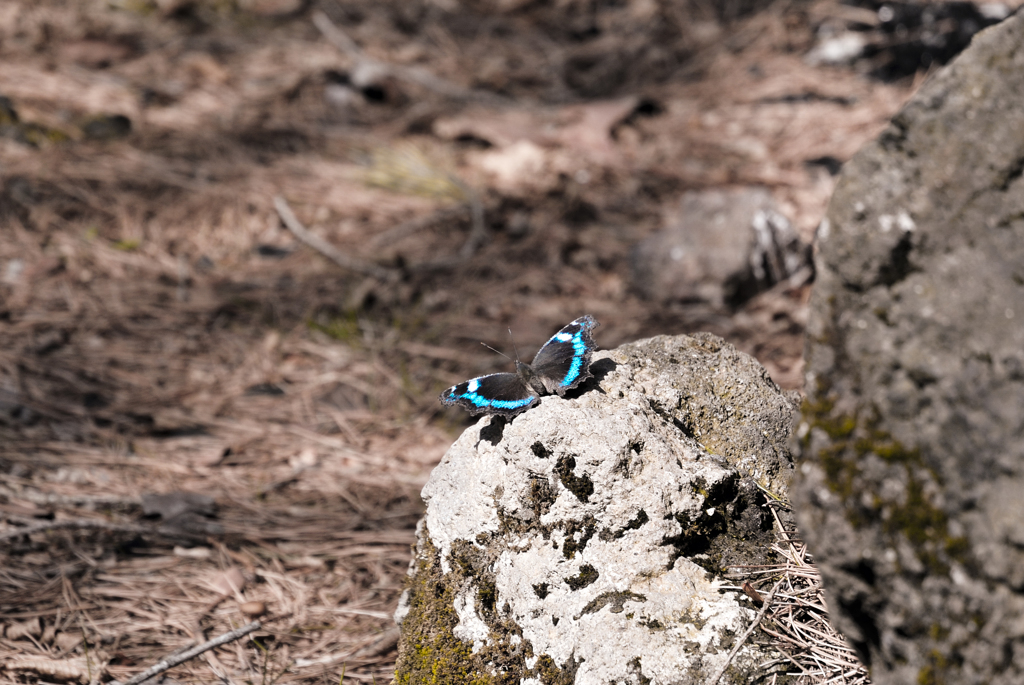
[312,11,508,105]
[0,519,149,542]
[277,186,486,276]
[112,621,262,685]
[708,579,784,685]
[273,196,396,281]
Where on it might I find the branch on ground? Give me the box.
[273,196,397,281]
[111,621,262,685]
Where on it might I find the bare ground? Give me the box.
[0,0,999,682]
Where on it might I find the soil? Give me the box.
[0,0,1010,683]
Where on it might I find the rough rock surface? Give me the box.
[793,14,1024,685]
[393,333,798,685]
[631,187,809,308]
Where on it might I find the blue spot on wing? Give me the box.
[560,328,590,387]
[452,388,535,410]
[532,316,597,390]
[440,373,538,416]
[476,395,535,409]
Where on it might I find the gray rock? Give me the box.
[793,13,1024,685]
[631,188,809,308]
[393,333,797,685]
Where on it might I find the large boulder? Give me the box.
[794,13,1024,685]
[393,333,797,685]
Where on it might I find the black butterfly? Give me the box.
[440,316,599,417]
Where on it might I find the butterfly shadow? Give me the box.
[478,415,508,446]
[580,356,618,391]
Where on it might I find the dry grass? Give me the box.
[726,499,871,685]
[0,176,449,683]
[0,325,446,684]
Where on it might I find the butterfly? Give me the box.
[440,316,599,418]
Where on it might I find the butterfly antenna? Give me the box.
[480,342,512,362]
[508,328,522,363]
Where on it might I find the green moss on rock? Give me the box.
[577,590,647,617]
[560,515,596,560]
[555,454,594,502]
[801,386,970,576]
[394,530,589,685]
[534,654,582,685]
[392,535,499,685]
[564,563,599,590]
[916,648,962,685]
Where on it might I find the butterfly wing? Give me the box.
[439,373,539,417]
[530,315,598,395]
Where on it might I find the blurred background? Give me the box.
[0,0,1016,682]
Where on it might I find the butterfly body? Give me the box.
[440,316,599,417]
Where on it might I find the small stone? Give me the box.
[6,617,42,640]
[239,601,267,618]
[54,632,83,653]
